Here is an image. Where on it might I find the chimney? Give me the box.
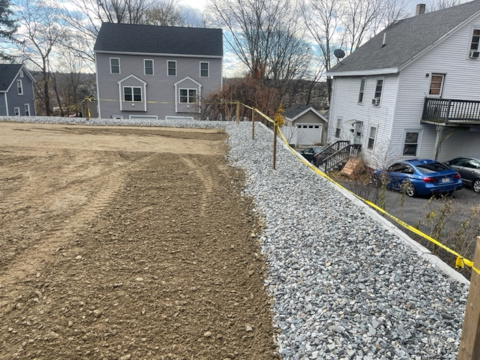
[416,3,426,15]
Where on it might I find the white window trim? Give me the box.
[468,27,480,59]
[428,73,445,97]
[17,79,23,95]
[358,78,365,104]
[14,107,20,116]
[368,126,377,150]
[179,88,198,104]
[200,61,209,77]
[144,59,154,75]
[373,78,384,103]
[110,57,120,74]
[167,60,177,76]
[402,129,423,157]
[24,103,30,116]
[335,117,342,138]
[123,86,143,102]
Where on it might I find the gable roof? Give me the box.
[94,23,223,58]
[328,0,480,76]
[0,64,23,92]
[284,104,327,122]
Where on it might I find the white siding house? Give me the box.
[327,1,480,169]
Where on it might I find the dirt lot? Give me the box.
[0,122,280,359]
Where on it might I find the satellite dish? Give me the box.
[334,49,345,59]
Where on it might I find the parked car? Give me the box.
[444,156,480,193]
[372,159,462,197]
[300,146,325,163]
[313,147,336,167]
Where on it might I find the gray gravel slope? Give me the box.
[1,117,469,360]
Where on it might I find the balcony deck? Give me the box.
[421,98,480,126]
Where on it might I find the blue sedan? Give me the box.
[372,159,462,197]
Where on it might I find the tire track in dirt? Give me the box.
[179,155,214,217]
[0,152,157,306]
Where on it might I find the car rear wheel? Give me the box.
[404,182,416,197]
[473,179,480,193]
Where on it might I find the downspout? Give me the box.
[4,93,9,116]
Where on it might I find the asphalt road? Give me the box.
[337,177,480,266]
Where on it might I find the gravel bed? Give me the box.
[1,116,469,359]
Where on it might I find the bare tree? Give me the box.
[14,0,67,116]
[144,0,183,26]
[430,0,463,11]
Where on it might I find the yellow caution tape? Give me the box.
[239,102,480,276]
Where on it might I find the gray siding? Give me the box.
[95,53,222,119]
[0,72,35,116]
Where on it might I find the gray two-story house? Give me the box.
[94,23,223,120]
[0,64,36,117]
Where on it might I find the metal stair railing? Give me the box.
[317,143,362,173]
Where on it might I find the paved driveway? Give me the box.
[337,177,480,265]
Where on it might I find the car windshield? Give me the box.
[416,162,449,174]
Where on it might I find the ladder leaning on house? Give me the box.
[315,141,362,173]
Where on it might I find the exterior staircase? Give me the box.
[316,141,362,173]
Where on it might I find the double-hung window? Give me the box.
[24,104,30,116]
[403,131,421,156]
[368,126,377,150]
[144,59,154,75]
[374,79,383,101]
[17,80,23,95]
[358,79,365,103]
[179,89,197,104]
[200,62,209,77]
[168,61,176,76]
[335,118,342,138]
[124,86,142,102]
[470,29,480,58]
[14,107,20,116]
[110,58,120,74]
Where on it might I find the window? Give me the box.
[470,29,480,57]
[200,62,209,77]
[179,89,197,103]
[335,118,342,138]
[24,104,30,116]
[403,131,420,156]
[168,61,176,76]
[14,107,20,116]
[358,79,365,103]
[144,59,154,75]
[17,79,23,95]
[374,79,383,100]
[368,126,377,149]
[429,74,445,96]
[110,58,120,74]
[123,86,142,102]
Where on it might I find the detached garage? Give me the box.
[282,105,328,146]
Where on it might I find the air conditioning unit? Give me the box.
[469,50,480,59]
[372,98,380,106]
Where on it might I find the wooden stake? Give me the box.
[458,236,480,360]
[273,123,277,170]
[251,107,255,139]
[236,101,240,124]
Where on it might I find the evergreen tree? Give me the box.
[0,0,17,60]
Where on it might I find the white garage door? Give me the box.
[296,124,323,145]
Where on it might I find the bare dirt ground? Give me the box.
[0,122,280,359]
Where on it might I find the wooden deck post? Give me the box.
[458,236,480,360]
